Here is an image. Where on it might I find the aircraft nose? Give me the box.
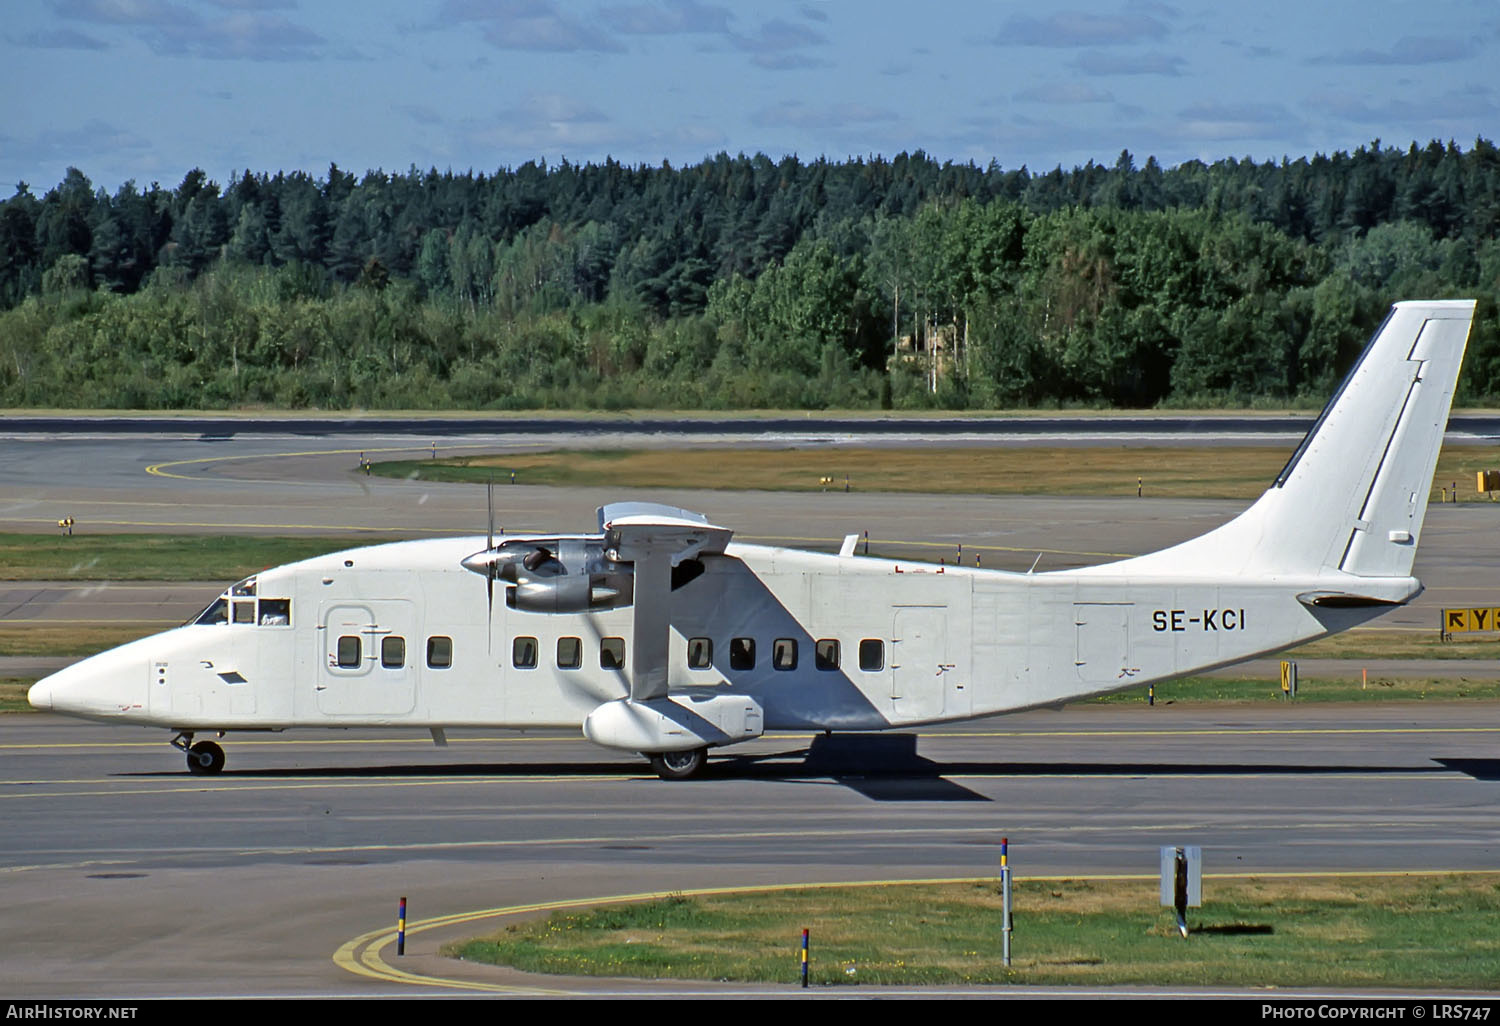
[27,657,146,719]
[27,679,53,711]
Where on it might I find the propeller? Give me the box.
[485,478,497,651]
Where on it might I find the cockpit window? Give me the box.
[231,578,257,597]
[233,601,256,625]
[258,599,290,626]
[192,598,229,626]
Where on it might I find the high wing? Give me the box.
[598,502,733,702]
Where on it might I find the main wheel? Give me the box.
[648,747,707,781]
[186,740,225,776]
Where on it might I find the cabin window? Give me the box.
[729,637,755,670]
[233,601,256,625]
[513,636,539,669]
[426,636,453,669]
[557,636,582,669]
[194,598,229,626]
[858,638,884,672]
[258,598,290,626]
[336,636,361,668]
[600,637,626,670]
[772,638,798,671]
[381,636,405,669]
[815,639,840,671]
[687,637,712,669]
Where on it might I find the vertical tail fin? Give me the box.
[1097,300,1475,580]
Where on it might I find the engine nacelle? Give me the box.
[467,535,634,613]
[507,577,629,613]
[582,695,765,753]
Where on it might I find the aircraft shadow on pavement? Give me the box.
[724,733,991,801]
[119,738,1497,793]
[1434,757,1500,781]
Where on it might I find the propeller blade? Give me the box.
[486,477,495,653]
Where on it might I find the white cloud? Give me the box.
[1014,82,1115,104]
[439,0,625,53]
[1177,102,1300,141]
[1074,50,1184,75]
[600,0,732,35]
[999,10,1170,48]
[1321,35,1477,66]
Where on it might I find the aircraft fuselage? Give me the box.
[31,535,1399,735]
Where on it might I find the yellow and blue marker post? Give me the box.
[397,896,407,956]
[800,928,809,988]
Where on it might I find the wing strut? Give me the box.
[601,505,731,703]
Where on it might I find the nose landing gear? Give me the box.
[171,732,226,775]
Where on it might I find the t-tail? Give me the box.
[1079,299,1475,590]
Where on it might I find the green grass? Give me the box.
[1091,674,1500,703]
[447,875,1500,988]
[0,533,405,581]
[375,446,1296,497]
[0,624,159,657]
[1287,630,1500,660]
[0,679,37,713]
[375,444,1500,502]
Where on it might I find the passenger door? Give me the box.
[317,601,418,716]
[890,605,950,721]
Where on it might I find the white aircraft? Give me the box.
[28,300,1476,779]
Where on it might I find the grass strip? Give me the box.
[0,624,162,657]
[447,874,1500,988]
[1090,675,1500,703]
[1286,630,1500,660]
[0,679,37,713]
[0,533,403,581]
[376,445,1500,501]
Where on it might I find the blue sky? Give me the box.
[3,0,1497,194]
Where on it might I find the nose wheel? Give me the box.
[171,732,226,775]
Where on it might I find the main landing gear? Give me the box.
[647,747,707,781]
[171,732,226,775]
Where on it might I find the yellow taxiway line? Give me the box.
[143,443,504,480]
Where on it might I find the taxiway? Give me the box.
[2,416,1498,997]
